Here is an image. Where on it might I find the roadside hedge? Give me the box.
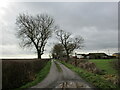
[2,59,49,89]
[60,60,118,89]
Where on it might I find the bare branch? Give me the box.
[16,13,56,59]
[56,30,84,61]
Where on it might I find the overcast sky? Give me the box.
[0,2,118,58]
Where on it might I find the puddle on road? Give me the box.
[55,81,89,88]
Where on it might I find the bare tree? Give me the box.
[56,30,84,61]
[16,13,56,59]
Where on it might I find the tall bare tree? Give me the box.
[56,30,84,61]
[16,13,56,59]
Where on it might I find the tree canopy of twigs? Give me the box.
[16,13,57,59]
[56,30,84,61]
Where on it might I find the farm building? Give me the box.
[86,53,109,59]
[76,54,86,59]
[74,53,116,59]
[112,53,120,58]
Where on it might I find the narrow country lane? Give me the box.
[31,60,94,89]
[31,60,60,88]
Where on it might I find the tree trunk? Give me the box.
[66,52,70,62]
[65,48,70,62]
[75,59,77,67]
[37,51,41,59]
[67,55,70,61]
[38,54,41,59]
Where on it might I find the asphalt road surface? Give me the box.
[31,60,95,89]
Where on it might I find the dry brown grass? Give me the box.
[70,59,103,74]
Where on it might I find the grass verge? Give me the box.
[16,61,51,89]
[59,60,118,89]
[54,61,62,72]
[90,59,117,75]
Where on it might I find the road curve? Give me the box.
[31,60,94,89]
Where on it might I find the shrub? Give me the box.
[2,59,48,89]
[70,59,103,74]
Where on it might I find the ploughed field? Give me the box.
[2,59,49,89]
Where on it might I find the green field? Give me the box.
[90,59,117,75]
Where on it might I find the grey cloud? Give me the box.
[0,2,118,58]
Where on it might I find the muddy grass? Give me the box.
[54,61,62,72]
